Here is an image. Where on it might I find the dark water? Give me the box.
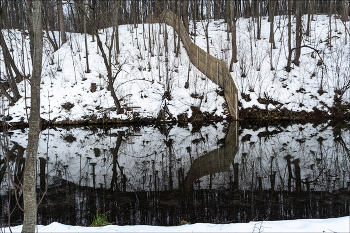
[1,121,349,226]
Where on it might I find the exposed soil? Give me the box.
[239,105,350,121]
[2,104,349,130]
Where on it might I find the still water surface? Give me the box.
[1,121,349,226]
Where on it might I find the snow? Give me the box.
[1,122,349,232]
[1,121,348,192]
[2,14,350,123]
[4,23,226,123]
[1,12,350,233]
[2,216,349,232]
[1,123,227,191]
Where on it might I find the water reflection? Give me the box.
[0,121,349,226]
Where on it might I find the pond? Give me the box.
[0,121,349,226]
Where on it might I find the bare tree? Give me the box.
[182,0,189,33]
[173,0,177,53]
[342,0,349,22]
[83,1,90,73]
[254,0,262,40]
[114,0,120,55]
[176,0,181,57]
[305,0,312,37]
[0,5,23,104]
[269,0,276,49]
[229,0,238,72]
[328,0,332,49]
[57,0,67,45]
[22,1,43,233]
[286,0,293,72]
[42,1,59,51]
[79,3,123,113]
[293,0,302,66]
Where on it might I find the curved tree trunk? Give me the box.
[96,34,123,114]
[0,30,23,81]
[22,1,43,233]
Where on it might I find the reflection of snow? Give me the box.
[233,122,350,192]
[1,123,227,192]
[1,122,349,193]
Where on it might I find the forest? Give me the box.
[1,0,349,123]
[0,1,350,233]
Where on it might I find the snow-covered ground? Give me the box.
[3,216,350,232]
[2,14,350,123]
[196,14,350,112]
[1,13,350,232]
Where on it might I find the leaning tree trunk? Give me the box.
[22,1,43,233]
[95,32,123,114]
[0,30,23,81]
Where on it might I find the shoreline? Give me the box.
[3,107,349,129]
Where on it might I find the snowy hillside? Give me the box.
[2,14,350,123]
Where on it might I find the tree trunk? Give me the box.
[200,0,204,20]
[173,0,177,53]
[84,3,90,73]
[293,0,302,66]
[89,0,96,41]
[0,7,22,102]
[305,0,311,37]
[229,0,237,71]
[286,0,293,72]
[22,1,43,233]
[193,0,198,38]
[110,132,123,191]
[328,0,332,49]
[5,61,21,102]
[114,0,120,55]
[0,30,23,81]
[205,0,210,55]
[42,13,59,51]
[343,0,349,22]
[94,30,123,114]
[57,0,66,45]
[257,0,261,40]
[226,0,230,40]
[0,83,14,105]
[269,0,276,49]
[175,0,181,57]
[182,0,189,33]
[243,0,251,18]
